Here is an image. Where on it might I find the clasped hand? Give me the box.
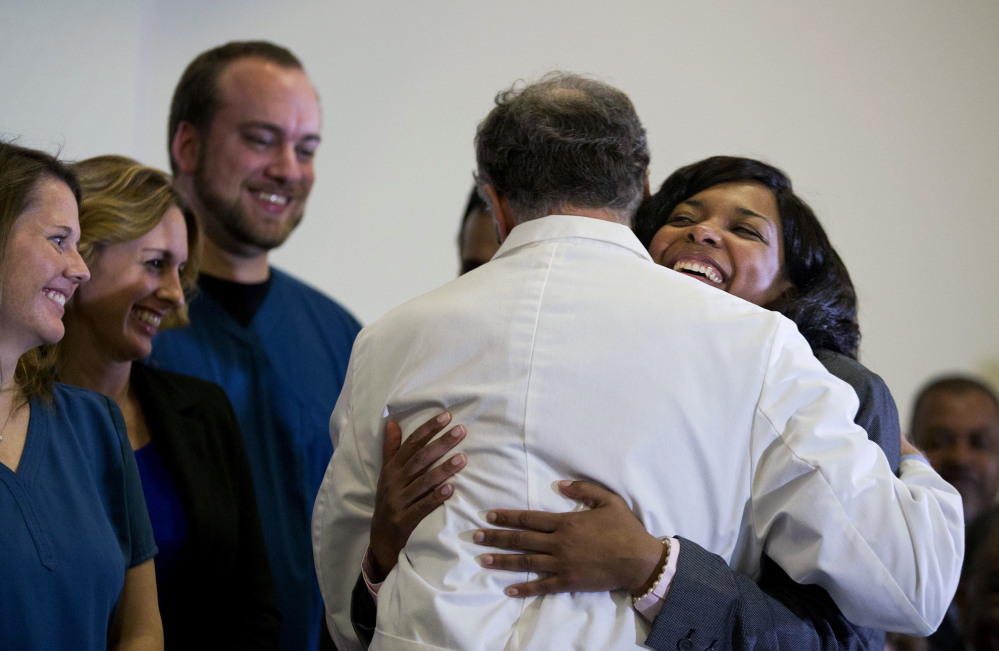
[472,480,664,598]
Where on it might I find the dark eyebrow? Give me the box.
[676,200,775,224]
[736,208,775,222]
[241,121,282,133]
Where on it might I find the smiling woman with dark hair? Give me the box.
[635,155,860,360]
[635,156,898,465]
[0,141,161,650]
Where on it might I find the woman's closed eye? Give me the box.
[665,214,695,226]
[734,225,766,242]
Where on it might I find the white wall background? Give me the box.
[2,0,997,421]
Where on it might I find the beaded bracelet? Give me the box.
[632,537,671,604]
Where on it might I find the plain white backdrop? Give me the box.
[2,0,997,420]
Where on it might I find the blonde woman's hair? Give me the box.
[71,155,201,329]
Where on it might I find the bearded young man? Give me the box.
[151,40,361,651]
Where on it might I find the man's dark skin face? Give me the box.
[459,208,500,275]
[913,388,999,521]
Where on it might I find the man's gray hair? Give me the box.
[474,72,650,224]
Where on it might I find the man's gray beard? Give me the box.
[192,166,303,252]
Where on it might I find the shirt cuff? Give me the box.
[901,453,931,467]
[361,546,384,602]
[633,537,679,623]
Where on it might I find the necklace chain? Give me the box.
[0,390,18,444]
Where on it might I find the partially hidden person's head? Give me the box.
[474,72,649,233]
[911,375,999,522]
[0,141,89,399]
[65,155,199,365]
[168,40,319,259]
[635,156,860,358]
[957,506,999,650]
[457,186,499,275]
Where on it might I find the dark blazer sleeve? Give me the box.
[351,573,376,649]
[132,363,281,650]
[644,540,884,651]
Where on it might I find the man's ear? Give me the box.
[171,121,201,175]
[643,168,652,199]
[484,184,515,242]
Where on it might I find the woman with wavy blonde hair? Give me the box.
[58,154,280,650]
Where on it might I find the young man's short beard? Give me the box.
[192,165,304,253]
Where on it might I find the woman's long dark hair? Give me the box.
[0,141,82,400]
[634,156,860,359]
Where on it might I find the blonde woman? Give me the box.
[58,155,279,650]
